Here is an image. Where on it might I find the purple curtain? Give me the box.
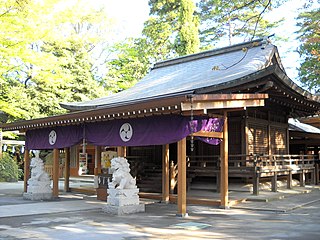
[25,125,83,150]
[85,115,191,147]
[191,117,224,145]
[25,115,223,149]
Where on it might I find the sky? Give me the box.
[94,0,319,88]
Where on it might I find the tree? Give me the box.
[104,40,149,93]
[144,0,199,58]
[197,0,285,48]
[102,0,200,91]
[175,0,200,55]
[0,0,111,121]
[296,7,320,93]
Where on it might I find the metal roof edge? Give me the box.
[195,65,276,94]
[153,38,265,70]
[273,65,320,103]
[59,103,97,111]
[60,91,194,112]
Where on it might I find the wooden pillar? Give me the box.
[220,111,229,208]
[162,144,170,203]
[286,126,290,154]
[271,172,278,192]
[94,146,102,175]
[177,138,187,217]
[300,170,305,187]
[64,147,70,192]
[23,150,30,193]
[253,174,260,195]
[53,149,59,198]
[287,170,292,189]
[243,110,249,155]
[316,163,319,185]
[117,146,126,157]
[311,169,315,185]
[253,155,259,195]
[267,111,272,155]
[216,172,220,193]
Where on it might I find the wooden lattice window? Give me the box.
[270,126,287,154]
[248,123,268,155]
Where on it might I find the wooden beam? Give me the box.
[181,99,265,111]
[290,139,320,145]
[64,147,70,192]
[290,131,320,139]
[117,146,126,157]
[0,140,25,145]
[53,149,59,198]
[220,111,229,208]
[23,150,30,193]
[162,144,170,203]
[94,146,102,175]
[177,138,188,217]
[181,109,207,116]
[190,93,269,102]
[192,131,223,139]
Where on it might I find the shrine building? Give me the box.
[1,38,319,216]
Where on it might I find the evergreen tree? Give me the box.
[103,0,200,91]
[296,7,320,93]
[197,0,285,48]
[176,0,200,55]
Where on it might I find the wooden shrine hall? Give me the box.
[1,39,319,217]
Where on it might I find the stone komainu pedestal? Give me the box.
[103,157,145,215]
[103,188,145,215]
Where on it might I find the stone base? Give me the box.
[23,192,52,201]
[107,188,140,206]
[103,203,145,215]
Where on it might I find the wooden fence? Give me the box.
[44,165,65,179]
[171,154,318,195]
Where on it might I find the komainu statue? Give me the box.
[104,157,145,215]
[108,157,136,189]
[23,151,52,200]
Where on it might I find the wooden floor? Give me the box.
[69,180,250,207]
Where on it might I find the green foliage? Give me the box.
[104,40,149,92]
[144,0,199,58]
[103,0,200,87]
[0,152,20,182]
[197,0,285,47]
[296,8,320,93]
[175,0,200,55]
[0,0,111,121]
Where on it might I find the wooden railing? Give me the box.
[44,165,65,179]
[169,154,317,195]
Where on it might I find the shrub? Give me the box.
[0,152,20,182]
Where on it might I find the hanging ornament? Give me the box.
[21,145,25,154]
[12,145,15,153]
[190,95,194,152]
[3,144,7,152]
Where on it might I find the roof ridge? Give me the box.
[153,38,265,70]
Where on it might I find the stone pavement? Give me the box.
[0,181,320,239]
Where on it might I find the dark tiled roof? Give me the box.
[60,39,319,111]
